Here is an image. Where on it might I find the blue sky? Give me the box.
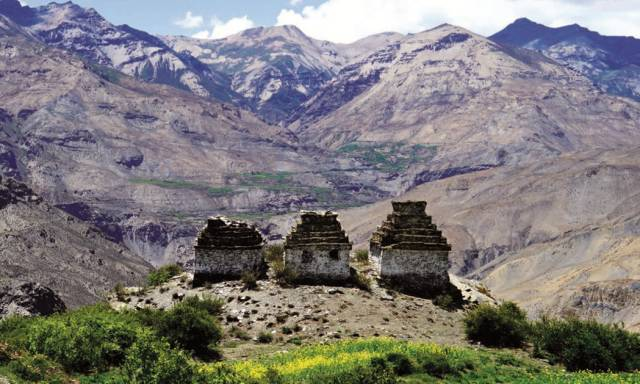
[20,0,640,43]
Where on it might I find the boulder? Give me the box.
[0,281,66,318]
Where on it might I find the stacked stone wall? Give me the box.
[193,216,265,286]
[284,211,352,283]
[370,201,453,296]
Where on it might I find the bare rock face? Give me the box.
[0,175,152,308]
[370,201,454,297]
[284,211,352,283]
[290,24,640,180]
[193,217,265,286]
[163,26,401,124]
[0,281,66,318]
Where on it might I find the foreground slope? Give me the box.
[291,24,640,175]
[0,176,151,307]
[338,147,640,329]
[491,17,640,101]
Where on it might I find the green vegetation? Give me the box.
[146,264,183,287]
[354,249,370,263]
[531,317,640,372]
[0,297,225,383]
[263,244,284,264]
[464,302,529,348]
[140,296,224,360]
[465,301,640,373]
[241,271,259,290]
[257,332,274,344]
[272,260,298,287]
[130,178,236,198]
[337,141,438,173]
[203,338,638,383]
[3,310,640,384]
[352,271,373,292]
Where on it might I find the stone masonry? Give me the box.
[284,211,352,283]
[370,201,452,296]
[193,216,265,286]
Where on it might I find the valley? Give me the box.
[0,0,640,339]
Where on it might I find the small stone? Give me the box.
[238,295,251,302]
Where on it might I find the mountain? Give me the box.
[0,0,241,103]
[289,24,640,177]
[336,146,640,330]
[163,26,403,123]
[0,14,357,265]
[0,175,152,308]
[491,18,640,101]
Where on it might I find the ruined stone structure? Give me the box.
[193,216,265,286]
[370,201,452,296]
[284,211,352,283]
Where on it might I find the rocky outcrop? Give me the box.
[0,281,66,318]
[193,217,265,286]
[370,201,452,297]
[284,211,352,283]
[0,176,152,307]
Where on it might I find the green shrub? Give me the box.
[263,244,284,264]
[417,353,456,378]
[153,297,223,360]
[464,302,529,348]
[0,341,11,363]
[114,282,127,302]
[241,271,258,290]
[229,326,251,341]
[257,332,273,344]
[272,260,298,286]
[383,352,415,375]
[178,295,224,316]
[8,354,55,381]
[25,305,139,372]
[147,264,183,287]
[123,330,195,384]
[354,249,369,263]
[353,272,372,292]
[531,317,640,372]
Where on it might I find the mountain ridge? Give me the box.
[491,17,640,100]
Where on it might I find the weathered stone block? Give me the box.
[284,211,352,283]
[193,216,265,286]
[370,201,453,296]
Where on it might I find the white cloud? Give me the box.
[276,0,640,43]
[18,0,27,5]
[192,15,256,39]
[289,0,303,6]
[174,11,204,29]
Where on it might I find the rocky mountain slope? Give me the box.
[0,175,151,308]
[0,15,355,265]
[164,27,402,123]
[334,146,640,330]
[289,24,640,177]
[0,0,241,103]
[491,18,640,101]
